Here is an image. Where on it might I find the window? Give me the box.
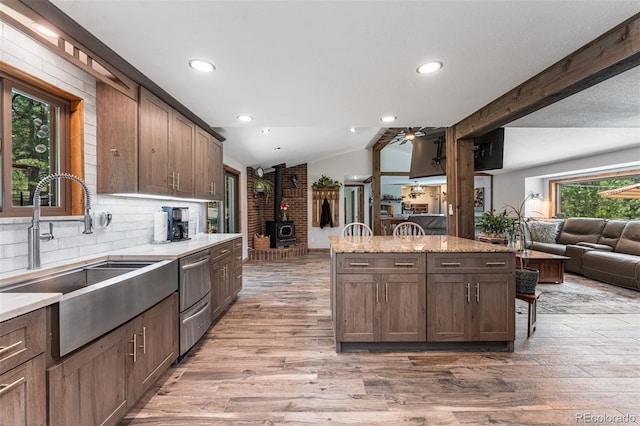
[552,172,640,220]
[1,72,73,217]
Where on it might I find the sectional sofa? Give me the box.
[528,217,640,291]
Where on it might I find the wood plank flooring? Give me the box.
[121,253,640,425]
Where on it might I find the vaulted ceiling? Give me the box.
[45,0,640,170]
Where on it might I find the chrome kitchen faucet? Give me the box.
[27,173,93,269]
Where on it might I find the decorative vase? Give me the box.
[515,267,539,294]
[282,211,287,221]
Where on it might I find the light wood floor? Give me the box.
[122,253,640,425]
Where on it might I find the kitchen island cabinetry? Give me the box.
[0,309,46,426]
[334,254,426,348]
[47,294,178,426]
[231,237,244,297]
[329,236,515,352]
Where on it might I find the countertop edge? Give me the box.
[0,293,62,323]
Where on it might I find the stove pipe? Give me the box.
[272,163,286,220]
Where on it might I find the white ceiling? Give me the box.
[49,0,640,171]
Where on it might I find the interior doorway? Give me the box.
[224,166,241,233]
[344,185,364,225]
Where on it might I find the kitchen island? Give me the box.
[329,235,516,352]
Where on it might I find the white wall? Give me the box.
[308,149,371,248]
[492,146,640,217]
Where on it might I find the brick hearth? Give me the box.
[249,244,308,261]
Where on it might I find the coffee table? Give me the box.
[516,250,570,283]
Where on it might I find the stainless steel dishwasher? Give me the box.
[179,250,212,356]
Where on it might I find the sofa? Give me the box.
[528,217,640,291]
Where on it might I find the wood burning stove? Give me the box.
[266,163,296,248]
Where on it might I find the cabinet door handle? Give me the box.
[220,249,230,254]
[140,326,147,354]
[476,283,480,302]
[385,282,388,303]
[466,283,470,303]
[394,262,414,267]
[170,171,176,189]
[485,262,506,266]
[213,182,216,195]
[441,262,461,267]
[376,283,379,303]
[176,173,180,190]
[209,182,214,195]
[129,333,137,363]
[349,262,369,267]
[0,377,26,397]
[236,274,242,280]
[0,340,23,356]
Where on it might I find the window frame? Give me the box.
[1,67,76,218]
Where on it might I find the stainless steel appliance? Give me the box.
[178,250,212,356]
[163,206,190,241]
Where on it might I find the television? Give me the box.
[409,134,446,178]
[474,128,504,171]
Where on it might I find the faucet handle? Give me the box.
[40,222,54,242]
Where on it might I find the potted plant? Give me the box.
[506,198,539,294]
[312,175,342,189]
[253,177,272,196]
[477,209,513,240]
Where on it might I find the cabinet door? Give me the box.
[470,274,515,341]
[48,325,128,426]
[426,274,468,342]
[0,354,45,426]
[194,127,212,199]
[231,238,243,297]
[210,257,229,320]
[380,273,426,342]
[171,111,195,197]
[96,83,138,194]
[336,274,377,342]
[127,294,178,404]
[139,87,171,195]
[210,139,224,201]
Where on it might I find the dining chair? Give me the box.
[392,221,425,237]
[342,222,373,237]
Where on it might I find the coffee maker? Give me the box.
[162,206,190,241]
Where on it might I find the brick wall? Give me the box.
[247,164,307,248]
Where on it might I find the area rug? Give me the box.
[517,273,640,314]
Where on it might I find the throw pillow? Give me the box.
[528,220,560,243]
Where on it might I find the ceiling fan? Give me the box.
[388,127,444,145]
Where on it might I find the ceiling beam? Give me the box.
[455,12,640,139]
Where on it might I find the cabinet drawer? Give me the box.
[427,253,514,274]
[0,309,46,375]
[337,253,426,273]
[210,241,233,262]
[232,238,243,254]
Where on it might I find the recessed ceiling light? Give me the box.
[188,59,215,73]
[237,115,254,122]
[417,61,443,74]
[33,24,58,38]
[380,116,397,123]
[349,128,356,133]
[261,128,271,134]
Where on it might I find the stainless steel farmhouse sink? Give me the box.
[3,259,179,356]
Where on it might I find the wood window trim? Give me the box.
[224,165,242,233]
[0,63,85,218]
[549,168,640,216]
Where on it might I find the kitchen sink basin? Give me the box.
[2,259,179,356]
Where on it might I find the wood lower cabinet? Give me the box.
[48,322,128,426]
[211,237,243,320]
[334,253,427,346]
[0,309,46,426]
[426,253,515,343]
[47,294,178,426]
[126,294,178,404]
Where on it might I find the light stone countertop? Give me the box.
[329,235,517,253]
[0,233,241,322]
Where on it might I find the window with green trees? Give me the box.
[1,74,69,215]
[556,175,640,219]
